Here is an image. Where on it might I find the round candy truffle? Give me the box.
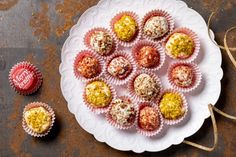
[170,64,195,88]
[109,98,136,127]
[24,106,51,134]
[138,106,159,131]
[134,74,160,100]
[85,81,112,108]
[75,53,101,79]
[165,33,194,59]
[159,92,186,120]
[114,15,138,41]
[143,16,169,39]
[107,56,132,79]
[137,46,160,68]
[9,62,43,95]
[23,102,55,136]
[89,30,113,56]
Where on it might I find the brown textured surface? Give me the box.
[1,0,236,157]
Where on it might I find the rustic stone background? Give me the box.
[0,0,236,157]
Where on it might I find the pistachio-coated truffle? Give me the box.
[24,106,51,133]
[165,33,194,59]
[114,15,138,41]
[85,81,112,108]
[159,92,185,120]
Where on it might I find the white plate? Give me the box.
[59,0,223,153]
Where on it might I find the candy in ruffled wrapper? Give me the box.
[9,61,43,95]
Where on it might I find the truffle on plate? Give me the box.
[165,33,194,59]
[107,56,132,79]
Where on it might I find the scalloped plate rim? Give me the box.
[59,0,223,153]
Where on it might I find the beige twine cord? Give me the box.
[183,104,236,151]
[183,13,236,151]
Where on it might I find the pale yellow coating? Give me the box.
[114,15,138,41]
[85,81,112,108]
[159,92,185,120]
[165,33,194,59]
[24,107,51,133]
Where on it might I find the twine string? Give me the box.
[207,12,236,51]
[183,104,236,151]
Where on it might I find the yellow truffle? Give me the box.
[159,92,185,120]
[24,107,51,133]
[85,81,112,108]
[165,33,194,59]
[114,15,138,41]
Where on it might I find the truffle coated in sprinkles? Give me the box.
[109,98,136,126]
[165,33,194,59]
[90,30,113,55]
[134,73,160,100]
[85,81,112,108]
[143,16,169,39]
[107,56,132,79]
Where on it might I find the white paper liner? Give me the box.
[167,62,202,93]
[110,11,141,47]
[132,40,166,72]
[105,51,137,86]
[22,102,55,137]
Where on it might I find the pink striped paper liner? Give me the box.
[106,95,138,130]
[132,40,165,72]
[83,78,116,114]
[110,11,141,47]
[22,102,55,137]
[163,27,200,62]
[167,62,202,93]
[141,9,174,43]
[84,27,117,58]
[105,51,137,86]
[128,71,162,102]
[136,102,164,137]
[73,50,105,83]
[157,89,188,125]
